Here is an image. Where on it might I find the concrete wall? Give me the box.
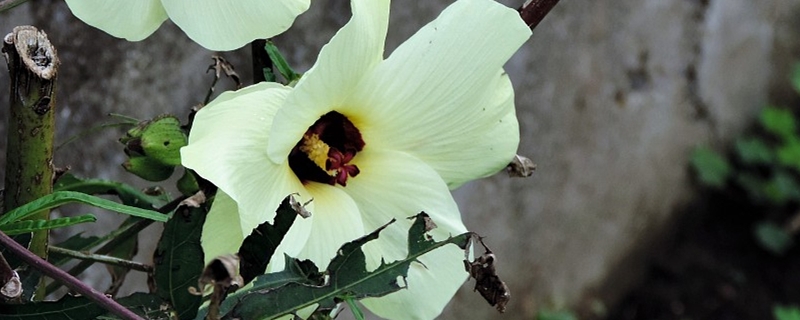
[1,0,799,318]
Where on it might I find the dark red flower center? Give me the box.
[288,111,365,186]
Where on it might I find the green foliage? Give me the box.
[761,107,796,140]
[265,40,301,84]
[55,173,167,210]
[154,201,207,320]
[0,293,170,320]
[237,195,299,284]
[0,191,167,226]
[755,221,793,255]
[214,214,472,320]
[691,104,800,255]
[691,147,731,188]
[120,115,188,181]
[774,304,800,320]
[0,214,96,235]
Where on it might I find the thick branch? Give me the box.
[0,231,143,320]
[518,0,560,29]
[2,25,58,299]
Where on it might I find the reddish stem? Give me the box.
[518,0,561,29]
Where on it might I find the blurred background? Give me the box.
[2,0,800,319]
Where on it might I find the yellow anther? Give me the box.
[298,133,331,171]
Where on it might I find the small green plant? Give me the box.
[690,67,800,255]
[774,305,800,320]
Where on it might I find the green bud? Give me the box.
[123,156,175,182]
[121,115,187,166]
[177,169,200,196]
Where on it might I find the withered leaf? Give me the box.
[464,239,511,313]
[507,154,536,178]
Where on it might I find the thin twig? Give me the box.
[45,195,184,294]
[518,0,561,29]
[0,231,143,320]
[0,0,26,12]
[49,246,153,273]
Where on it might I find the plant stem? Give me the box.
[0,0,26,13]
[45,196,184,294]
[49,246,153,273]
[518,0,561,29]
[0,230,143,320]
[2,25,59,299]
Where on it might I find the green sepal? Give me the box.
[123,156,175,182]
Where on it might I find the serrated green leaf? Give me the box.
[754,221,793,255]
[0,214,96,235]
[691,147,731,188]
[238,195,299,285]
[195,256,322,320]
[154,201,207,320]
[774,304,800,320]
[55,173,166,210]
[735,136,774,165]
[761,107,797,140]
[221,213,472,320]
[0,191,167,226]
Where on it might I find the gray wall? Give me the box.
[2,0,799,319]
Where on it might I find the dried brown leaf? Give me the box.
[464,238,510,313]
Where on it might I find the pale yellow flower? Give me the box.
[181,0,530,318]
[64,0,310,50]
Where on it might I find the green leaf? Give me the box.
[754,221,793,255]
[0,191,167,226]
[154,200,207,320]
[774,304,800,320]
[735,136,774,165]
[238,195,299,285]
[220,213,472,320]
[691,147,731,188]
[55,173,166,210]
[0,214,96,235]
[778,137,800,172]
[0,293,172,320]
[265,40,301,83]
[761,107,797,140]
[195,256,322,320]
[736,173,769,203]
[762,171,800,205]
[791,63,800,95]
[122,156,176,182]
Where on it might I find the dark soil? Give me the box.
[607,192,800,320]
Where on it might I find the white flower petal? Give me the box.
[200,191,243,264]
[267,0,390,164]
[409,74,519,189]
[294,183,365,269]
[181,82,311,242]
[345,0,530,188]
[343,149,468,319]
[161,0,310,51]
[65,0,167,41]
[362,244,467,320]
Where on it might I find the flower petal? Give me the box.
[344,0,530,188]
[161,0,310,51]
[267,0,390,164]
[200,191,243,264]
[65,0,167,41]
[294,183,365,269]
[181,82,311,243]
[343,148,468,319]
